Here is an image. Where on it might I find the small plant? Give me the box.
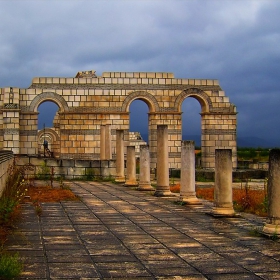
[241,180,251,210]
[101,175,114,182]
[36,161,51,185]
[249,226,262,237]
[0,252,23,279]
[50,167,55,187]
[0,160,31,226]
[173,200,186,206]
[0,198,18,225]
[57,176,65,189]
[85,168,95,181]
[35,203,42,217]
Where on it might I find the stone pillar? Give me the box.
[154,125,173,197]
[100,125,106,160]
[115,129,125,183]
[124,146,138,186]
[263,149,280,235]
[105,124,112,160]
[137,145,154,191]
[180,141,200,204]
[211,149,235,216]
[2,87,20,154]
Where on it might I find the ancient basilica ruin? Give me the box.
[0,70,237,170]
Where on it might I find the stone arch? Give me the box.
[37,128,60,157]
[175,88,213,113]
[38,128,60,143]
[29,92,69,112]
[122,91,160,112]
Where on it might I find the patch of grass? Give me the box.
[85,168,95,181]
[0,252,23,279]
[196,175,213,182]
[173,200,187,206]
[249,226,263,237]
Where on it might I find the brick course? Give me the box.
[0,71,237,169]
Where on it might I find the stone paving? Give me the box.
[5,181,280,279]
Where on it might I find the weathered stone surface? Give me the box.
[0,71,237,169]
[5,181,280,279]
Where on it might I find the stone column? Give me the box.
[180,141,200,204]
[115,129,125,183]
[105,125,112,160]
[154,125,173,197]
[100,125,106,160]
[137,145,154,191]
[211,149,235,216]
[263,149,280,235]
[124,145,138,186]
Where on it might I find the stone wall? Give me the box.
[0,150,14,196]
[0,70,237,169]
[16,156,117,181]
[128,132,147,156]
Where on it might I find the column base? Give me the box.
[263,223,280,236]
[180,196,202,205]
[115,176,126,183]
[210,207,235,217]
[136,184,155,191]
[124,181,138,187]
[154,186,175,197]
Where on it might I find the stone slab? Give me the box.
[4,181,280,279]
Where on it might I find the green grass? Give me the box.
[0,253,23,279]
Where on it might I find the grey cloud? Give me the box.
[0,0,279,145]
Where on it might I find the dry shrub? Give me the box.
[196,187,214,201]
[233,188,267,216]
[170,184,180,193]
[170,184,267,216]
[26,186,79,203]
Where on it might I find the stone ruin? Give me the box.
[0,70,237,169]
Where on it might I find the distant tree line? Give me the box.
[237,147,270,161]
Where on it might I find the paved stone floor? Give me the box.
[5,181,280,279]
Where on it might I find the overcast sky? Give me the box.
[1,0,279,146]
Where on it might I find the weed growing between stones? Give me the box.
[249,226,263,237]
[36,160,51,185]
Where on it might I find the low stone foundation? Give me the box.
[170,168,268,181]
[15,155,117,180]
[0,150,14,196]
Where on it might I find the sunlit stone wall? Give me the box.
[0,70,237,169]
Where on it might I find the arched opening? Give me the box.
[129,100,149,169]
[181,97,201,147]
[129,99,149,142]
[38,101,59,157]
[181,97,202,167]
[38,101,59,130]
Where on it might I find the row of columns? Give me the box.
[114,125,280,236]
[212,148,280,236]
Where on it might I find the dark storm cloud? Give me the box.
[0,0,279,145]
